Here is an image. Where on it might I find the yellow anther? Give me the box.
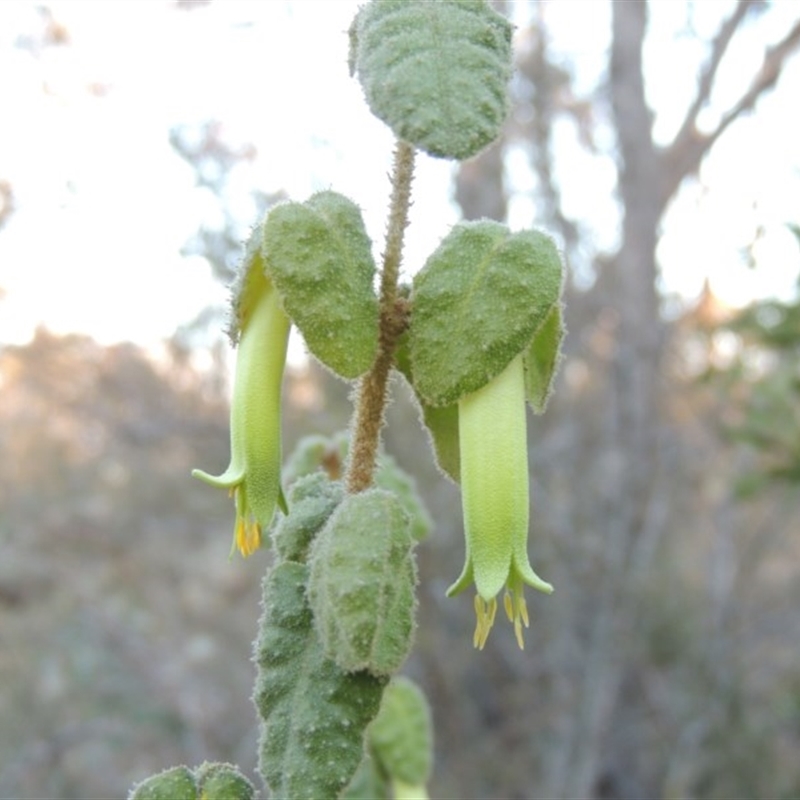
[519,594,530,629]
[236,519,261,558]
[473,594,498,650]
[503,586,531,649]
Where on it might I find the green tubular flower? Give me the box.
[446,353,553,649]
[192,270,290,557]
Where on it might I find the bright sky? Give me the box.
[0,0,799,351]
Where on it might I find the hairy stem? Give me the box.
[346,140,416,493]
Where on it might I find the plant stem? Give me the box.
[346,139,416,493]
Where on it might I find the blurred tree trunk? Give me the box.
[558,5,663,796]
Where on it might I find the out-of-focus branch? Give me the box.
[661,12,800,205]
[672,1,759,153]
[612,0,659,209]
[517,7,581,254]
[558,5,665,798]
[0,180,13,232]
[713,18,800,138]
[453,0,510,222]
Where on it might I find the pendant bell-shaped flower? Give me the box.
[446,353,553,649]
[192,270,289,557]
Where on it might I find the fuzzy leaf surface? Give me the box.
[524,302,565,414]
[341,755,390,800]
[410,221,563,407]
[129,767,196,800]
[255,562,386,800]
[351,0,512,160]
[262,191,379,379]
[369,677,433,786]
[270,472,344,564]
[308,489,417,675]
[395,336,461,483]
[195,763,255,800]
[284,431,432,541]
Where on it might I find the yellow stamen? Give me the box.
[473,594,498,650]
[519,593,530,628]
[504,585,530,650]
[503,591,513,623]
[234,515,260,558]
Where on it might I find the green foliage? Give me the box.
[524,302,566,414]
[129,763,254,800]
[370,449,433,543]
[283,431,432,541]
[254,562,387,800]
[271,472,344,563]
[350,0,513,160]
[709,235,800,496]
[225,234,270,345]
[195,763,256,800]
[409,221,564,407]
[395,335,461,483]
[342,677,434,800]
[728,368,800,496]
[415,401,461,483]
[308,489,417,675]
[130,766,197,800]
[180,2,565,796]
[341,755,390,800]
[262,191,379,379]
[282,433,347,485]
[369,677,433,787]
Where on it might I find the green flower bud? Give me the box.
[192,261,290,558]
[446,353,553,649]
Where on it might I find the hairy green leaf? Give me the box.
[351,0,512,160]
[341,755,390,800]
[270,472,344,564]
[308,490,417,676]
[395,336,461,483]
[410,221,563,407]
[369,677,433,787]
[255,562,386,800]
[195,763,255,800]
[262,191,379,379]
[283,432,432,541]
[524,302,565,414]
[129,767,196,800]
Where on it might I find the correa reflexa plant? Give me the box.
[130,2,565,798]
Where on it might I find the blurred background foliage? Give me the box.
[2,2,800,799]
